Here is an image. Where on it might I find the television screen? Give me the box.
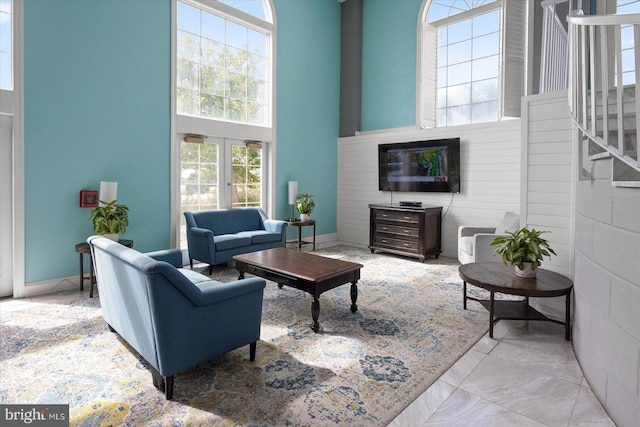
[378,138,460,193]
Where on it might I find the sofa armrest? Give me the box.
[263,219,287,234]
[146,249,184,268]
[195,277,266,306]
[458,226,496,238]
[190,226,214,239]
[146,262,265,307]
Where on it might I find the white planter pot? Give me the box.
[515,262,537,278]
[103,233,119,242]
[300,214,311,223]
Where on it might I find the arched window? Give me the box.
[418,0,524,128]
[174,0,275,248]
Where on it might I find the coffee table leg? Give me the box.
[237,271,245,280]
[463,281,467,310]
[350,282,358,313]
[489,291,495,338]
[311,296,320,332]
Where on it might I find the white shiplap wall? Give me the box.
[521,91,575,320]
[337,120,522,259]
[521,91,574,277]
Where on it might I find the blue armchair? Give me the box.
[184,207,287,274]
[88,236,266,400]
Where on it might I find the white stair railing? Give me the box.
[540,0,570,93]
[567,10,640,184]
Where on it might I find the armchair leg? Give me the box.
[189,258,193,269]
[208,264,213,275]
[165,376,174,400]
[250,341,257,362]
[149,365,174,400]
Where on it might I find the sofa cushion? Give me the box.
[496,212,520,234]
[215,234,251,251]
[460,236,474,256]
[237,230,282,245]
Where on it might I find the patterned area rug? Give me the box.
[1,246,490,426]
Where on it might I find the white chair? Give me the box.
[458,212,520,265]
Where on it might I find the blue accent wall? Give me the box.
[24,0,171,282]
[361,0,421,131]
[23,0,340,283]
[273,0,341,237]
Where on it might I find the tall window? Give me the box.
[419,0,524,128]
[177,0,270,125]
[618,0,640,85]
[0,0,12,90]
[174,0,273,248]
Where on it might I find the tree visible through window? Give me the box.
[177,0,270,125]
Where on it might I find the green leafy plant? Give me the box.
[490,227,556,270]
[296,193,315,215]
[89,200,129,235]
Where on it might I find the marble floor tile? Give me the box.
[458,355,580,427]
[491,324,583,384]
[388,380,457,427]
[424,388,546,427]
[569,384,617,426]
[392,318,615,427]
[439,349,486,387]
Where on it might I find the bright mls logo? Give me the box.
[1,404,69,426]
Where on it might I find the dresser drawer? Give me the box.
[373,236,420,252]
[373,209,421,224]
[375,224,420,238]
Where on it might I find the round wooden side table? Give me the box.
[286,219,316,251]
[75,239,133,298]
[459,262,573,340]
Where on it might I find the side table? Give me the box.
[286,219,316,251]
[75,239,133,298]
[459,262,573,340]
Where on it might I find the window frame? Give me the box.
[417,0,524,129]
[171,0,276,248]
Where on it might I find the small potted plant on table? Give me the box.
[296,193,315,223]
[89,199,129,241]
[490,227,556,278]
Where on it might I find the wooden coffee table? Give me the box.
[234,248,363,332]
[459,262,573,340]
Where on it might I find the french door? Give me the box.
[179,136,265,248]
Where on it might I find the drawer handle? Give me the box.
[381,239,388,243]
[381,227,389,231]
[381,213,389,218]
[403,229,410,233]
[403,243,410,247]
[404,216,412,220]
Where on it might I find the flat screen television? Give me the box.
[378,138,461,193]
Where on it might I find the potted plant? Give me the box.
[296,193,315,222]
[490,227,556,278]
[89,199,129,241]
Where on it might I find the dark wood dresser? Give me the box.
[368,204,442,261]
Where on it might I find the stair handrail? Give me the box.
[567,10,640,174]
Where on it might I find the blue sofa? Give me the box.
[184,208,287,274]
[88,236,266,400]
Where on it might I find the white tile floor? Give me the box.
[389,320,615,427]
